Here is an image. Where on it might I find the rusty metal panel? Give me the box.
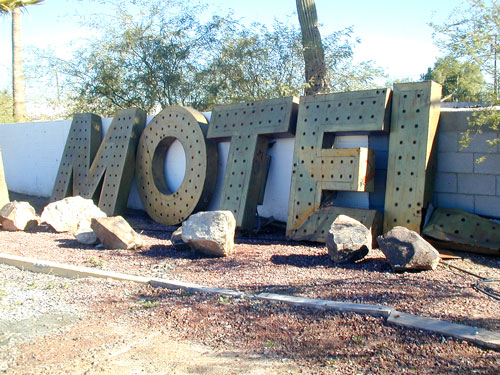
[423,207,500,256]
[383,81,442,233]
[290,206,382,245]
[50,113,101,202]
[135,106,218,225]
[320,148,375,192]
[0,147,9,208]
[286,89,390,242]
[208,97,299,230]
[81,108,146,216]
[298,88,392,133]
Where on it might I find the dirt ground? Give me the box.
[0,192,499,374]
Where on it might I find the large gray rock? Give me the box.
[91,216,145,250]
[326,215,371,263]
[41,196,106,233]
[181,211,236,257]
[377,226,440,271]
[0,201,38,231]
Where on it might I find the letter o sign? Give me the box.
[135,106,218,225]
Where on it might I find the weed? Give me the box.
[27,281,37,290]
[87,256,105,269]
[137,299,160,309]
[219,296,231,304]
[179,291,194,297]
[351,335,365,346]
[45,281,58,290]
[264,339,275,348]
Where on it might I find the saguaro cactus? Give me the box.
[296,0,331,95]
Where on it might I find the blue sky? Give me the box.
[0,0,465,91]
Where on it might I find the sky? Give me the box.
[0,0,465,93]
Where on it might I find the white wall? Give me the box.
[0,116,372,223]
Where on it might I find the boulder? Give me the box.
[170,227,190,250]
[91,216,145,250]
[377,226,440,271]
[41,196,106,233]
[181,211,236,257]
[0,201,38,231]
[326,215,371,263]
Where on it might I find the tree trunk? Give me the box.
[296,0,331,95]
[12,7,26,122]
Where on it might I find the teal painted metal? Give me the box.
[286,89,391,241]
[208,97,299,230]
[135,106,218,225]
[80,108,146,216]
[50,113,101,202]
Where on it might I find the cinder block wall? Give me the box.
[434,108,500,217]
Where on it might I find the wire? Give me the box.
[442,261,500,301]
[474,279,500,301]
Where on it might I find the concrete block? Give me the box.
[434,173,457,193]
[474,195,500,218]
[457,174,496,195]
[459,131,498,152]
[438,108,474,132]
[433,193,474,212]
[437,152,473,173]
[473,153,500,174]
[437,131,458,152]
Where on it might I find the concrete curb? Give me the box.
[1,252,498,351]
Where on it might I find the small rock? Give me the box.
[326,215,371,263]
[181,211,236,257]
[170,227,190,250]
[91,216,145,250]
[0,201,39,231]
[74,226,98,245]
[377,226,440,271]
[41,196,106,233]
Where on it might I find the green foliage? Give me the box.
[421,55,485,101]
[0,0,44,13]
[431,0,500,95]
[0,90,14,123]
[432,0,499,154]
[47,0,384,116]
[137,299,160,309]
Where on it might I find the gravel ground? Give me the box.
[0,192,499,374]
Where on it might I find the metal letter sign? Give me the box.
[286,89,392,242]
[207,97,299,230]
[50,113,102,201]
[80,108,146,216]
[383,81,442,233]
[135,106,218,225]
[51,109,146,216]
